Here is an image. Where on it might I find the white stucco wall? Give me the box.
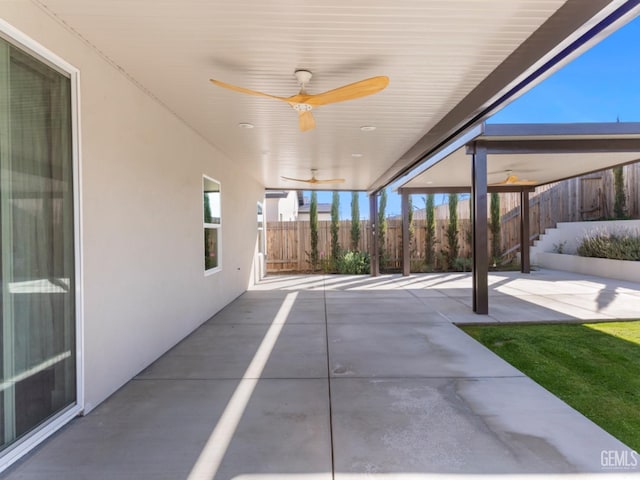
[265,191,299,222]
[0,3,263,412]
[531,219,640,263]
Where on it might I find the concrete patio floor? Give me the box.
[3,269,639,479]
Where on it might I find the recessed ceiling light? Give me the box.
[360,125,376,132]
[426,181,434,185]
[238,122,254,129]
[351,153,363,158]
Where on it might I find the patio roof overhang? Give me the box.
[395,122,640,192]
[389,121,640,314]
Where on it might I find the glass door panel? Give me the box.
[0,38,76,451]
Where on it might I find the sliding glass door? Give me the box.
[0,37,76,451]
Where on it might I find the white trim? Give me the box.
[389,124,484,192]
[0,18,77,76]
[0,405,82,474]
[71,59,85,414]
[0,19,84,472]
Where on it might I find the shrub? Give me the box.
[336,250,370,274]
[453,256,471,272]
[577,230,640,261]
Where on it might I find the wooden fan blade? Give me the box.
[506,175,537,185]
[490,174,537,186]
[312,178,346,184]
[281,175,312,183]
[299,111,316,132]
[209,79,289,103]
[504,175,520,184]
[304,76,389,106]
[280,174,344,184]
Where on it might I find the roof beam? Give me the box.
[484,121,640,137]
[468,138,640,155]
[398,186,537,195]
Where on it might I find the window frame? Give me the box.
[0,18,83,472]
[203,175,222,275]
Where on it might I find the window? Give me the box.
[203,176,221,273]
[257,202,265,255]
[0,36,77,452]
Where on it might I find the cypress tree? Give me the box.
[408,195,414,251]
[490,192,501,262]
[378,189,387,267]
[425,194,435,268]
[350,192,360,251]
[613,166,626,219]
[446,193,459,269]
[310,191,319,269]
[330,191,340,264]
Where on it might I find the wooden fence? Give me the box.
[266,162,640,273]
[266,219,476,272]
[266,220,370,271]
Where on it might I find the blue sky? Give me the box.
[311,15,640,219]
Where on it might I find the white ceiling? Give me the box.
[32,0,638,191]
[400,123,640,189]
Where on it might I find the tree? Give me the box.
[310,191,319,269]
[350,192,360,251]
[378,189,387,268]
[490,192,501,263]
[330,191,340,264]
[446,193,459,269]
[408,195,414,252]
[425,194,435,268]
[204,193,212,262]
[613,166,626,219]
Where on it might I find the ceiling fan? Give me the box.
[281,169,345,185]
[210,70,389,132]
[490,170,537,186]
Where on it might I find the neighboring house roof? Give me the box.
[298,203,332,214]
[265,190,290,199]
[265,190,304,206]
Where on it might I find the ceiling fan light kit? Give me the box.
[210,70,389,132]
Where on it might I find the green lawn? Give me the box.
[462,321,640,451]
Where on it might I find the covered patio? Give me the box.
[4,270,637,479]
[2,0,640,472]
[391,121,640,314]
